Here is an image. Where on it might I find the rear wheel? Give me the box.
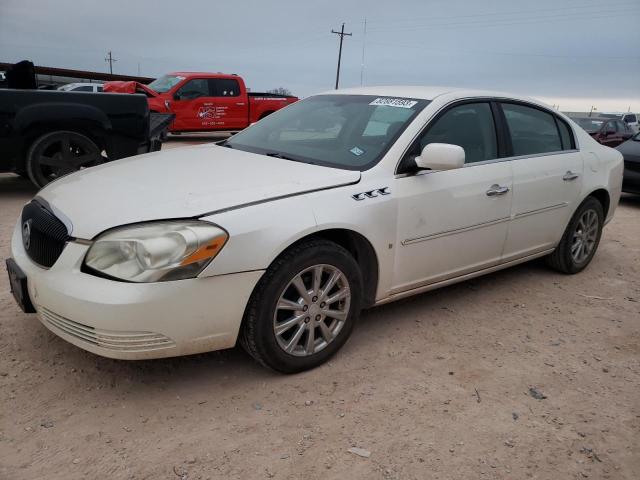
[545,196,604,274]
[26,131,103,188]
[240,240,362,373]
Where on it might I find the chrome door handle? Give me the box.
[563,171,580,181]
[486,184,510,196]
[236,102,246,106]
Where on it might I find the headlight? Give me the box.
[84,221,228,282]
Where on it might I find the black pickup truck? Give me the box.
[0,89,173,187]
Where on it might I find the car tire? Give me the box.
[240,239,363,373]
[26,130,103,188]
[545,196,604,274]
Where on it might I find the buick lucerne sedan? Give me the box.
[7,87,623,373]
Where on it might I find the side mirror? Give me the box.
[415,143,465,171]
[173,92,181,101]
[605,128,616,136]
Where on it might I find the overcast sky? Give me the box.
[1,0,639,111]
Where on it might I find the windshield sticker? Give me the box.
[369,98,418,109]
[350,146,365,156]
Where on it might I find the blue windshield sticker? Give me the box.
[350,146,365,156]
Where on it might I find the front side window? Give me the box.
[501,103,561,155]
[73,85,94,92]
[417,102,497,164]
[623,114,637,123]
[226,95,428,170]
[176,79,210,100]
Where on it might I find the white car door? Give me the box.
[392,101,513,294]
[499,102,584,261]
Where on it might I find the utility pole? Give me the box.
[105,51,117,74]
[331,23,352,89]
[360,18,367,86]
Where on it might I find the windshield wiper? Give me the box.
[265,152,296,160]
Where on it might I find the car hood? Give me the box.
[616,138,640,162]
[38,144,361,238]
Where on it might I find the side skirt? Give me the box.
[374,248,555,307]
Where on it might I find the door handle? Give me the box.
[563,171,579,181]
[486,184,510,196]
[236,102,246,106]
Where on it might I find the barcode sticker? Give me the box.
[369,98,418,108]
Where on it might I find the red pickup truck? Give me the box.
[104,72,298,133]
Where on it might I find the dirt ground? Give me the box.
[0,139,638,480]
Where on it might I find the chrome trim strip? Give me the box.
[375,248,555,306]
[513,202,568,219]
[402,216,510,245]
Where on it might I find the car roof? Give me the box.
[168,72,238,78]
[321,85,542,104]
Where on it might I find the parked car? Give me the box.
[6,87,623,373]
[599,112,640,133]
[616,132,640,194]
[58,82,103,93]
[573,116,634,147]
[103,72,298,133]
[0,89,173,187]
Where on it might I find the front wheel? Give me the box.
[545,196,604,274]
[240,240,363,373]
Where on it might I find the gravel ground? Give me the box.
[0,141,639,479]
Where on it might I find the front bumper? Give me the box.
[11,221,263,360]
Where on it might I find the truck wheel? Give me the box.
[26,131,103,188]
[240,240,363,373]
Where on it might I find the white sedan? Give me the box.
[7,87,623,373]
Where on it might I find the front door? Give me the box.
[392,101,513,293]
[170,78,212,131]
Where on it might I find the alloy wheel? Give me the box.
[273,264,351,357]
[571,208,599,264]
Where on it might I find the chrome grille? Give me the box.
[39,307,175,352]
[21,201,69,268]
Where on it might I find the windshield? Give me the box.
[226,94,429,170]
[148,74,185,93]
[575,118,604,133]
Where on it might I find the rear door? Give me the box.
[500,102,583,261]
[206,78,246,130]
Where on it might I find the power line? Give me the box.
[331,23,352,90]
[104,50,117,74]
[355,0,639,28]
[365,7,640,33]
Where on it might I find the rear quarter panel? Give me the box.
[575,127,623,222]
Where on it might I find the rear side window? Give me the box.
[209,79,240,97]
[501,103,561,155]
[623,114,637,123]
[97,86,103,92]
[73,85,94,92]
[418,102,497,164]
[556,119,575,150]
